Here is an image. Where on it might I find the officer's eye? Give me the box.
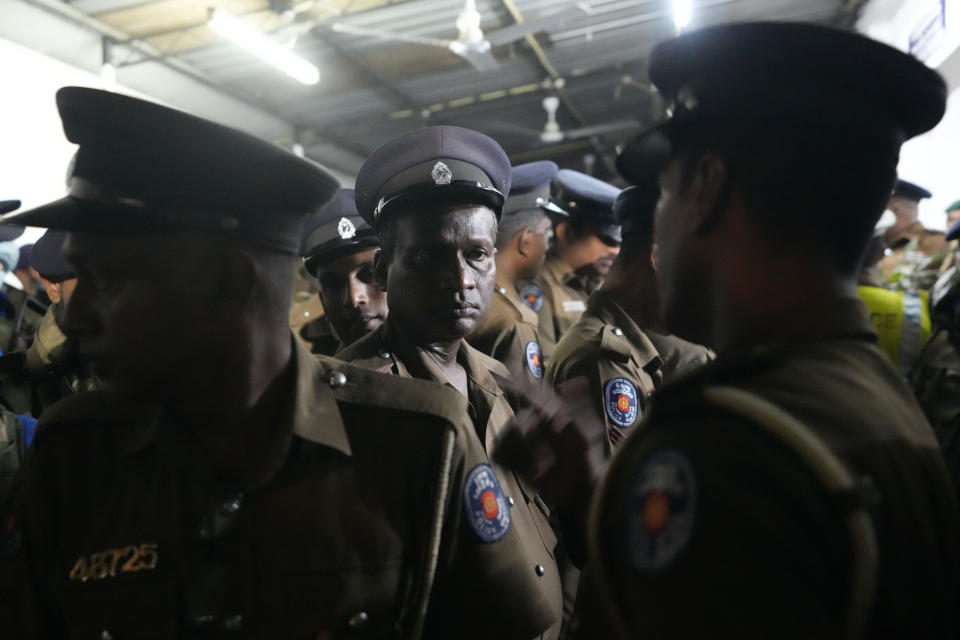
[356,265,375,284]
[466,247,489,261]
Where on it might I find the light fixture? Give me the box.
[672,0,692,34]
[208,8,320,85]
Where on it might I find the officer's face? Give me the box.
[61,231,220,398]
[379,205,497,344]
[315,247,388,346]
[557,222,620,276]
[518,216,553,280]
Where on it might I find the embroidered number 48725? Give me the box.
[69,543,158,582]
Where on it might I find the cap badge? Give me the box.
[432,161,453,185]
[337,217,356,240]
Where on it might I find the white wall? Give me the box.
[0,37,113,243]
[859,0,960,230]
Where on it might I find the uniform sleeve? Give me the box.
[426,419,557,640]
[577,410,848,639]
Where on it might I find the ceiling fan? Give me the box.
[330,0,590,72]
[492,96,641,144]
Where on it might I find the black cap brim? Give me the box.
[1,197,172,233]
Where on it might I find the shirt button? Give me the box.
[223,614,244,632]
[507,496,515,507]
[612,327,623,336]
[328,371,348,388]
[303,310,311,318]
[377,350,392,359]
[535,564,545,577]
[348,611,369,627]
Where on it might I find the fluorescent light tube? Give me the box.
[672,0,692,34]
[208,9,320,85]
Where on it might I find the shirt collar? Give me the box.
[587,290,662,370]
[289,336,352,456]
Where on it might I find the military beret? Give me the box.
[946,200,960,213]
[893,179,932,202]
[617,22,947,185]
[553,169,622,244]
[354,125,511,228]
[31,229,75,282]
[301,188,378,276]
[614,185,660,239]
[504,161,563,217]
[947,219,960,242]
[2,87,339,253]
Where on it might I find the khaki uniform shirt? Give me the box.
[547,290,712,451]
[578,297,960,638]
[1,338,555,639]
[468,273,545,383]
[339,322,564,640]
[529,254,589,361]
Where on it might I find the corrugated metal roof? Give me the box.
[62,0,849,176]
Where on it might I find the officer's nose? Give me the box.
[439,254,475,292]
[346,275,368,308]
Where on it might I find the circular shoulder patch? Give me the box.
[604,377,639,428]
[463,463,511,543]
[627,449,698,572]
[525,341,544,379]
[519,283,544,312]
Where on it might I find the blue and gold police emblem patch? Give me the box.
[464,463,511,543]
[627,450,697,572]
[604,377,639,428]
[525,341,544,378]
[519,283,544,312]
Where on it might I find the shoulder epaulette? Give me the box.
[316,355,468,428]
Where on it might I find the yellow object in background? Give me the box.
[858,286,931,374]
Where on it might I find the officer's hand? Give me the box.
[491,372,607,530]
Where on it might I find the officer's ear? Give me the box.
[373,248,389,291]
[210,247,258,315]
[517,227,536,257]
[685,153,732,234]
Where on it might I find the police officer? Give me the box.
[469,161,556,382]
[0,87,553,639]
[879,179,949,290]
[338,125,564,639]
[547,184,713,451]
[569,22,959,638]
[525,170,620,358]
[299,188,387,354]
